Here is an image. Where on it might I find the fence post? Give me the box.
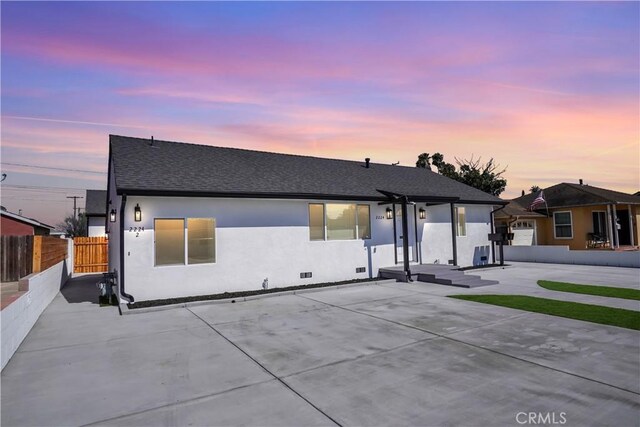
[32,236,42,273]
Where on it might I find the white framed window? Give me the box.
[455,206,466,237]
[155,218,216,266]
[309,203,371,241]
[553,211,573,239]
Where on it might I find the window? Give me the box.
[188,218,215,264]
[309,204,325,240]
[155,218,216,266]
[155,219,185,266]
[309,203,371,240]
[554,211,573,238]
[326,203,357,240]
[357,205,371,239]
[592,211,607,236]
[455,206,466,237]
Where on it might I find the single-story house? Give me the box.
[85,190,107,237]
[106,135,505,303]
[496,182,640,250]
[0,207,54,236]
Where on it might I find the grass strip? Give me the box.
[538,280,640,301]
[449,294,640,331]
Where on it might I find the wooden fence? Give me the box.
[1,236,34,282]
[33,236,68,273]
[73,237,108,273]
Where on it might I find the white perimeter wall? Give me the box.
[111,196,495,301]
[1,242,72,370]
[421,204,493,267]
[504,245,640,268]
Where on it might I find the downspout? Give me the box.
[450,203,458,266]
[490,205,506,264]
[119,194,134,302]
[401,197,412,281]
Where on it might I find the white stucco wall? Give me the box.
[1,255,71,370]
[87,217,106,237]
[109,196,495,302]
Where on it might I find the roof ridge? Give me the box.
[109,134,430,172]
[563,182,617,203]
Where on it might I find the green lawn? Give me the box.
[449,295,640,331]
[538,280,640,301]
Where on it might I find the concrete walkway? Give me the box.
[1,264,639,426]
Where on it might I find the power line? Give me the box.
[1,162,107,175]
[1,184,104,192]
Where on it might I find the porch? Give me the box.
[379,264,498,288]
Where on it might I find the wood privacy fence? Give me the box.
[1,236,69,282]
[73,237,108,273]
[1,236,34,282]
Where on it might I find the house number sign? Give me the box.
[129,226,145,237]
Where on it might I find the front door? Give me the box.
[395,205,416,263]
[617,210,631,246]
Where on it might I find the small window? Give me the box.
[554,211,573,238]
[326,203,357,240]
[155,219,185,266]
[309,204,325,240]
[188,218,215,264]
[357,205,371,239]
[455,206,466,237]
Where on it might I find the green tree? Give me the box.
[57,213,86,237]
[416,152,507,197]
[530,185,541,193]
[416,153,432,170]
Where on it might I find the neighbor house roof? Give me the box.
[109,135,504,205]
[0,209,55,231]
[512,183,640,210]
[85,190,107,217]
[494,201,546,219]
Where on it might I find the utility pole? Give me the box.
[66,196,83,219]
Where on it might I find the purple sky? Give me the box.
[1,2,638,226]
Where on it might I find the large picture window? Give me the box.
[155,218,216,266]
[554,211,573,238]
[455,206,466,237]
[309,203,371,241]
[155,219,185,266]
[188,218,216,264]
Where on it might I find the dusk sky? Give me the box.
[1,2,638,226]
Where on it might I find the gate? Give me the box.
[73,237,108,273]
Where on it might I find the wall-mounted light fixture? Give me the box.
[386,207,393,220]
[134,204,142,222]
[109,209,117,222]
[419,208,426,219]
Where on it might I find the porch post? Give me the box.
[628,204,635,247]
[392,203,397,265]
[401,198,411,281]
[612,205,620,249]
[606,205,614,250]
[450,203,458,266]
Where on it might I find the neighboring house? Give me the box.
[497,182,640,250]
[0,207,54,236]
[494,201,546,246]
[106,135,505,303]
[85,190,107,237]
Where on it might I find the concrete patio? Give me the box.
[1,262,639,426]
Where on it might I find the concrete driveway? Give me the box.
[1,263,639,426]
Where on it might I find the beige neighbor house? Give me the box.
[496,182,640,250]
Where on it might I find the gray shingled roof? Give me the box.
[513,183,640,209]
[85,190,107,216]
[494,201,546,219]
[109,135,504,204]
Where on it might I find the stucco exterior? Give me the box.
[108,194,495,302]
[87,216,107,237]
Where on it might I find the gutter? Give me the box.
[119,194,134,303]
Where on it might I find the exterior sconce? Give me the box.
[386,207,393,219]
[419,208,426,219]
[134,204,142,222]
[109,209,117,222]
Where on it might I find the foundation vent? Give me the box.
[356,267,366,273]
[300,272,312,279]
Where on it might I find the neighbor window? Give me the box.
[188,218,216,264]
[592,211,607,236]
[155,219,185,266]
[357,205,371,239]
[326,204,357,240]
[309,204,325,240]
[309,203,371,241]
[455,206,466,237]
[554,211,573,238]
